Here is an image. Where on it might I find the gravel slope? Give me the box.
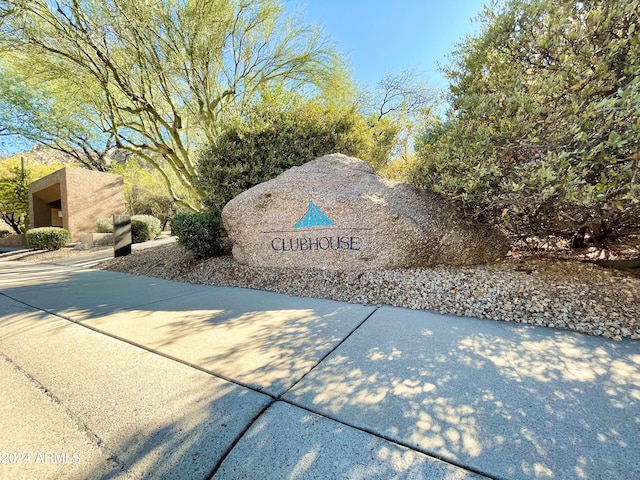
[98,243,640,341]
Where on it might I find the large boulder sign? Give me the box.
[222,154,509,270]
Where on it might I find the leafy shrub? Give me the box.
[130,220,150,244]
[96,217,114,233]
[130,193,177,230]
[409,0,640,243]
[130,214,161,243]
[195,101,375,212]
[26,227,71,250]
[0,229,11,238]
[171,211,227,260]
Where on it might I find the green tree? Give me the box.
[0,0,347,210]
[410,0,640,242]
[0,153,71,233]
[110,157,185,229]
[0,162,30,233]
[0,72,113,170]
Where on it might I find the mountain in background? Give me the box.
[0,144,132,170]
[1,144,79,167]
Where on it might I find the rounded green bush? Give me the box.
[130,214,161,243]
[95,217,114,233]
[171,211,227,259]
[195,102,374,212]
[26,227,71,251]
[130,219,149,244]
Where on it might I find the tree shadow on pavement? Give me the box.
[283,309,640,479]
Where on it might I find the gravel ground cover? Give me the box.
[95,243,640,341]
[4,239,637,340]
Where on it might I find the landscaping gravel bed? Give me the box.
[99,243,640,341]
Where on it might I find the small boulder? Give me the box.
[222,154,509,270]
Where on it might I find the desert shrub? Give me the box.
[130,214,161,243]
[171,211,227,260]
[130,219,149,244]
[195,101,375,212]
[26,227,71,250]
[0,229,11,237]
[95,217,113,233]
[132,214,161,237]
[130,193,177,230]
[409,0,640,243]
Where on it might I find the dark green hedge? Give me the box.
[171,211,227,260]
[26,227,71,250]
[130,215,161,243]
[195,102,375,213]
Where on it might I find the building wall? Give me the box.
[29,167,126,242]
[64,168,125,241]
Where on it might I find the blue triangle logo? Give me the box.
[294,201,334,228]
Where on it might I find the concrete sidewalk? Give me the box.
[0,260,638,479]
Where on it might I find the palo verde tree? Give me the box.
[0,0,347,210]
[0,70,112,171]
[410,0,640,243]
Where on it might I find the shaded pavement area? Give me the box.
[0,254,639,479]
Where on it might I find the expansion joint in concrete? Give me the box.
[279,306,380,401]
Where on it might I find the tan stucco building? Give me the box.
[29,167,125,242]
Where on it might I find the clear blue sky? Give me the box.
[287,0,486,89]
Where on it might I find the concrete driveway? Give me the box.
[1,257,638,479]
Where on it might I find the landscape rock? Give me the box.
[222,153,509,270]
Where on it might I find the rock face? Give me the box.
[222,154,509,270]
